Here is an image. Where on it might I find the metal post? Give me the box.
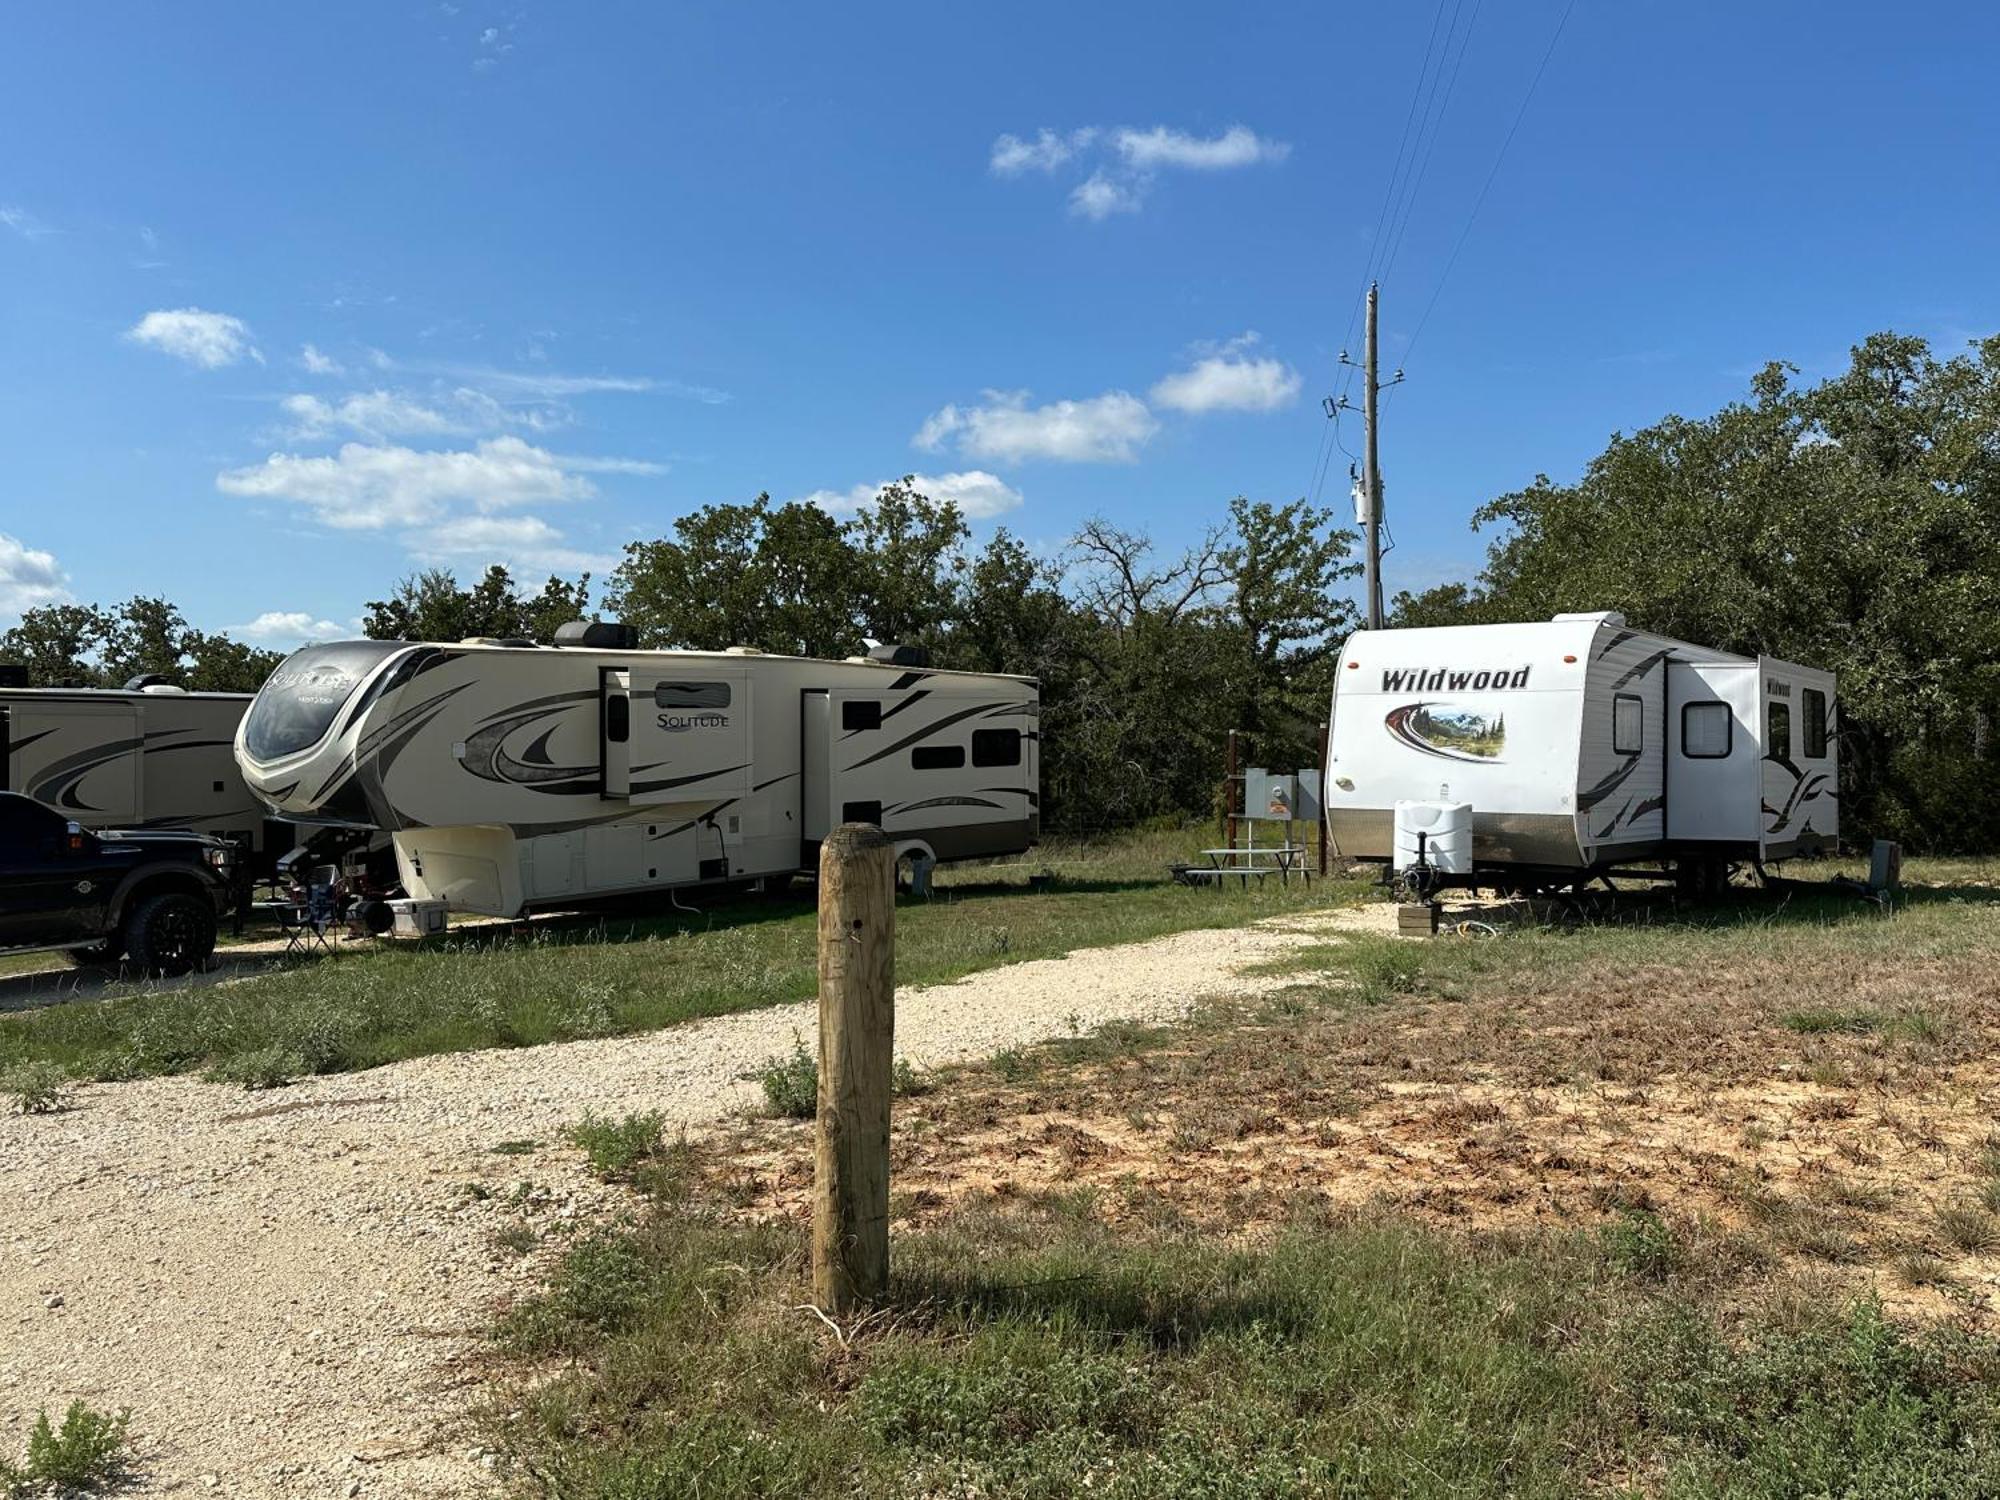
[813,823,895,1314]
[1317,718,1330,877]
[1224,729,1239,858]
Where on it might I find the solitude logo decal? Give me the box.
[1385,703,1508,762]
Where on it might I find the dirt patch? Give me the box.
[715,902,2000,1327]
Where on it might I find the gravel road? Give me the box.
[1,905,1383,1496]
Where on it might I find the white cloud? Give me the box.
[1112,124,1289,171]
[279,385,576,440]
[407,514,612,573]
[0,533,69,619]
[299,343,343,376]
[127,307,261,369]
[1151,340,1302,414]
[215,435,602,530]
[282,390,460,441]
[1069,172,1143,220]
[798,470,1024,520]
[914,389,1157,464]
[0,205,51,239]
[228,610,344,643]
[989,128,1095,175]
[427,363,728,403]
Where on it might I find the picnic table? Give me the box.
[1175,843,1313,887]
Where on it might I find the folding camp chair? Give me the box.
[277,865,344,957]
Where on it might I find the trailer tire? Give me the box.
[121,892,217,977]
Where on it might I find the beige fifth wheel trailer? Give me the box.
[0,680,293,869]
[233,627,1040,917]
[1324,612,1837,887]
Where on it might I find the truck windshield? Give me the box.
[241,641,410,762]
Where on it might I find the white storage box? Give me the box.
[1393,801,1473,874]
[389,898,449,939]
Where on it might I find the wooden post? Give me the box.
[1317,718,1330,877]
[813,822,895,1314]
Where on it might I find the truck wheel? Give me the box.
[63,941,123,968]
[122,892,217,977]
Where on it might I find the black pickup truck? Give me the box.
[0,790,238,975]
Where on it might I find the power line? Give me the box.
[1402,0,1579,366]
[1377,0,1486,289]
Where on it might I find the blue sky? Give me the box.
[2,1,1996,648]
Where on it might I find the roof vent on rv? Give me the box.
[459,636,537,648]
[724,645,765,656]
[553,620,640,651]
[865,643,932,668]
[123,673,183,692]
[1551,611,1627,627]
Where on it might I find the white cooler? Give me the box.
[389,898,449,939]
[1393,801,1473,874]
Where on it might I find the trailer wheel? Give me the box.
[1674,857,1728,902]
[121,892,217,977]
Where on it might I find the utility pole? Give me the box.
[1361,282,1384,630]
[1332,282,1400,630]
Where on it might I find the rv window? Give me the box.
[654,682,730,709]
[605,693,630,744]
[1682,701,1732,758]
[842,700,881,732]
[1613,694,1643,755]
[912,745,965,770]
[1767,701,1792,760]
[1802,688,1829,758]
[972,728,1023,767]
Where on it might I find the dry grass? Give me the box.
[709,879,2000,1325]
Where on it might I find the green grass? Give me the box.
[565,1110,667,1179]
[491,1191,2000,1500]
[0,1402,130,1497]
[0,827,1360,1085]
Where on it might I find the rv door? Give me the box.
[600,668,631,799]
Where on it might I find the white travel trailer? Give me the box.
[1324,613,1838,887]
[0,680,291,867]
[232,627,1040,917]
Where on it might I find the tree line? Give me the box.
[7,327,1994,846]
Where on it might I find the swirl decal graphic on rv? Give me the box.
[1383,702,1506,762]
[461,696,598,786]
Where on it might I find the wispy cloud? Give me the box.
[990,122,1289,220]
[916,389,1158,464]
[425,363,729,403]
[299,343,343,376]
[127,308,262,369]
[990,128,1096,175]
[797,470,1024,520]
[0,533,69,620]
[279,386,569,441]
[0,205,52,240]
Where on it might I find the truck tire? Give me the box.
[121,892,217,977]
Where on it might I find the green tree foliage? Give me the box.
[1393,332,2000,849]
[609,482,1357,831]
[363,565,591,644]
[0,596,282,692]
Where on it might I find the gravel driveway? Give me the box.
[1,905,1384,1496]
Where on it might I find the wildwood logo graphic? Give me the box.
[1379,665,1533,692]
